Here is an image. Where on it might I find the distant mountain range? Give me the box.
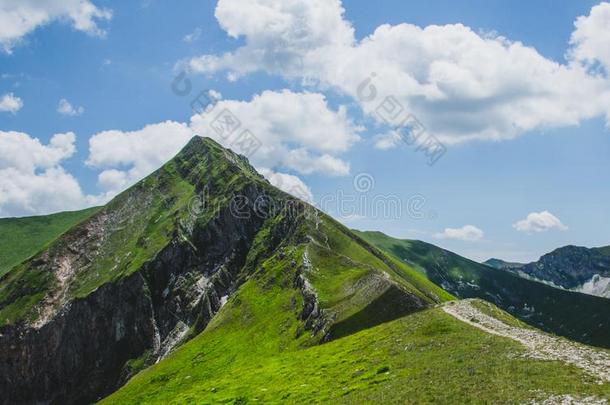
[0,137,608,403]
[485,245,610,298]
[356,231,610,348]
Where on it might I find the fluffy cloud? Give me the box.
[0,131,90,217]
[569,2,610,124]
[0,131,75,171]
[258,168,313,203]
[0,0,112,53]
[186,0,353,79]
[86,90,359,201]
[513,211,568,233]
[569,2,610,73]
[189,0,610,144]
[0,93,23,113]
[434,225,484,241]
[57,98,84,117]
[189,90,360,175]
[87,121,193,196]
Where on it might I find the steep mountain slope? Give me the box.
[0,137,447,404]
[487,246,610,298]
[0,208,99,277]
[104,297,610,404]
[356,231,610,349]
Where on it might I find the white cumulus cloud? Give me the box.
[513,211,568,233]
[0,131,92,217]
[0,0,112,54]
[569,2,610,73]
[188,0,610,144]
[0,93,23,113]
[258,168,313,203]
[434,225,484,241]
[189,90,360,175]
[86,90,359,202]
[57,98,84,117]
[86,121,194,197]
[569,2,610,125]
[185,0,354,79]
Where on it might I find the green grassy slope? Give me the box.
[0,161,197,325]
[102,217,609,403]
[0,208,99,277]
[103,293,610,404]
[356,231,610,349]
[301,216,453,340]
[100,198,461,403]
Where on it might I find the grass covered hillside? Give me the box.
[356,231,610,349]
[103,292,610,404]
[0,208,99,277]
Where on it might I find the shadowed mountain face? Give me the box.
[486,246,610,298]
[356,231,610,349]
[0,137,447,404]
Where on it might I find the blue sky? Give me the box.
[1,0,609,263]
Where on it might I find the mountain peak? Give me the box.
[175,135,220,161]
[175,135,263,182]
[182,135,217,150]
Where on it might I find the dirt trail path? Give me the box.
[443,299,610,384]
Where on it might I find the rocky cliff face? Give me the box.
[0,272,155,404]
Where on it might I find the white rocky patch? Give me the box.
[529,394,609,405]
[157,321,190,362]
[516,271,610,299]
[443,299,610,384]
